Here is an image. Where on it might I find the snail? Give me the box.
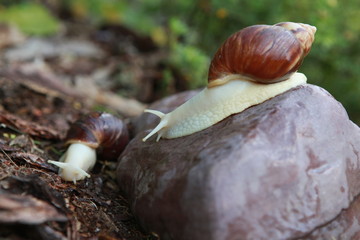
[48,112,129,183]
[143,22,316,142]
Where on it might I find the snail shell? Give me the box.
[65,112,129,160]
[207,22,316,87]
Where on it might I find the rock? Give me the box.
[299,195,360,239]
[117,84,360,240]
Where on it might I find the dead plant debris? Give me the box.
[0,14,164,239]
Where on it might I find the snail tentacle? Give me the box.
[144,109,166,118]
[142,116,168,142]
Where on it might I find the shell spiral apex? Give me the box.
[207,22,316,87]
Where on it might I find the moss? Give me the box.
[0,3,60,36]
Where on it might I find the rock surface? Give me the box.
[300,195,360,239]
[117,84,360,240]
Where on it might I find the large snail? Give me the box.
[49,112,129,183]
[142,22,316,141]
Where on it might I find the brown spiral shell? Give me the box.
[207,22,316,87]
[65,112,129,160]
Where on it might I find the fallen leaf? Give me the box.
[0,192,67,224]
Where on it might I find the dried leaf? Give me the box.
[0,192,67,224]
[0,110,61,140]
[9,152,57,172]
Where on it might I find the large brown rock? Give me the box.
[300,195,360,239]
[117,84,360,240]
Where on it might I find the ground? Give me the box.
[0,20,171,240]
[0,77,159,240]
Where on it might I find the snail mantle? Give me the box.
[119,84,360,240]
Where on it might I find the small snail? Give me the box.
[143,22,316,142]
[49,112,129,183]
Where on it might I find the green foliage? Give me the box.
[0,2,60,35]
[63,0,210,89]
[109,0,360,123]
[169,43,210,89]
[4,0,360,123]
[64,0,158,33]
[168,17,209,88]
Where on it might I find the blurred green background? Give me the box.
[1,0,359,124]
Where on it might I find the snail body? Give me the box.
[143,22,316,142]
[49,112,129,183]
[143,72,306,141]
[49,143,96,182]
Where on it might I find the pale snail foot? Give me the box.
[48,143,96,183]
[143,72,307,142]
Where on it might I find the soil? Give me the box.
[0,16,178,240]
[0,77,159,240]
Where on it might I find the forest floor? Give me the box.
[0,18,171,240]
